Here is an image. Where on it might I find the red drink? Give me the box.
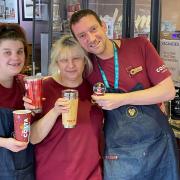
[13,110,31,142]
[24,76,42,113]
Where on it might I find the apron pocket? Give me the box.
[104,105,163,146]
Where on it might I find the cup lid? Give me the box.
[24,75,42,81]
[13,110,32,114]
[62,89,78,99]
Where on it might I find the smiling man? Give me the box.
[70,9,180,180]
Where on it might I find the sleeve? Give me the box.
[143,37,171,85]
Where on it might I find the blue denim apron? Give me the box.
[0,108,35,180]
[103,84,180,180]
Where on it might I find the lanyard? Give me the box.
[96,42,119,89]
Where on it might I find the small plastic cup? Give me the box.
[93,82,106,96]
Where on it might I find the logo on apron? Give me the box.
[126,106,138,118]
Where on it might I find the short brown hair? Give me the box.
[0,23,28,59]
[70,9,102,38]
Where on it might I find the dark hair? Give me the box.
[0,23,28,59]
[61,35,77,46]
[70,9,102,38]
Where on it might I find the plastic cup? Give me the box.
[13,110,31,142]
[62,89,78,128]
[93,82,106,96]
[24,76,43,113]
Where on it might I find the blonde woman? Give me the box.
[24,35,103,180]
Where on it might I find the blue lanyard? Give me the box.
[96,42,119,89]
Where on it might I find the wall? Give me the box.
[19,0,48,44]
[18,0,49,73]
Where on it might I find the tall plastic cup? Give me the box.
[13,110,31,142]
[24,76,43,113]
[62,89,78,128]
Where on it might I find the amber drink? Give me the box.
[62,89,78,128]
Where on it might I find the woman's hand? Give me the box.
[23,96,35,110]
[4,138,28,152]
[52,98,70,116]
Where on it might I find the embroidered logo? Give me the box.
[156,65,167,73]
[129,66,143,76]
[126,66,143,77]
[126,106,138,118]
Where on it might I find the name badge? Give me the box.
[127,66,143,77]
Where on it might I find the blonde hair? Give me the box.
[49,35,93,78]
